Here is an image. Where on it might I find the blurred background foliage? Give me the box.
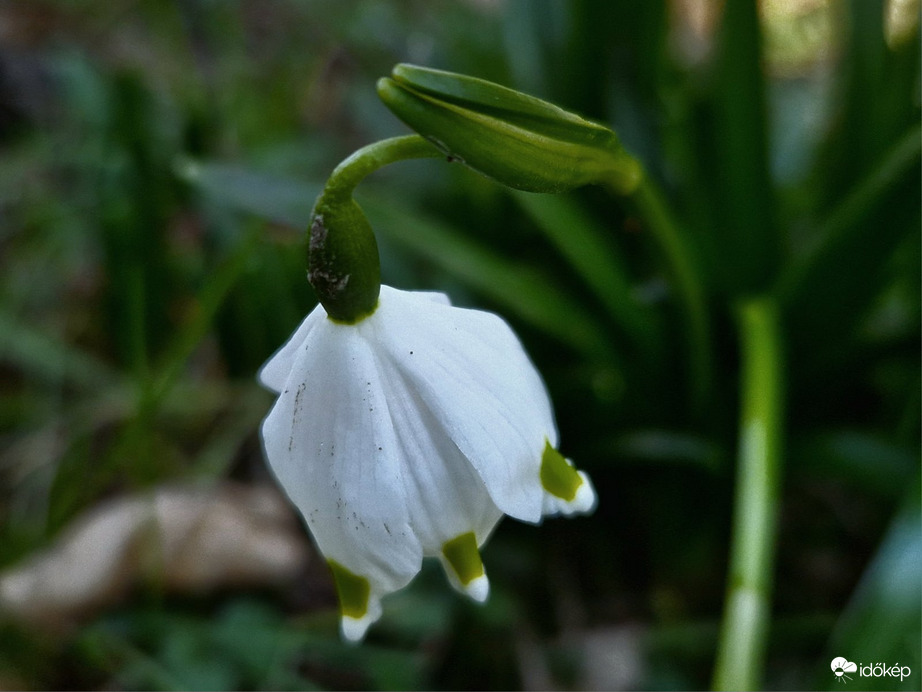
[0,0,919,689]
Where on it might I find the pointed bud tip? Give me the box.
[375,76,395,99]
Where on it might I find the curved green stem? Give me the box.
[713,297,785,691]
[321,134,443,202]
[611,168,712,409]
[309,135,442,322]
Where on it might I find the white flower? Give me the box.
[259,285,596,641]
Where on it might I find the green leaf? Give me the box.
[779,126,921,378]
[176,158,321,229]
[708,0,778,293]
[511,190,659,358]
[602,429,723,472]
[812,0,920,208]
[146,226,263,408]
[0,310,117,390]
[792,430,918,498]
[818,480,921,690]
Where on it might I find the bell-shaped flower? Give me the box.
[259,285,596,642]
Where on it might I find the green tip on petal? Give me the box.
[441,532,489,602]
[328,559,371,619]
[540,439,584,501]
[442,531,485,585]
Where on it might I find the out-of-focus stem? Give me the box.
[713,297,785,690]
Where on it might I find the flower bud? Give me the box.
[377,63,641,194]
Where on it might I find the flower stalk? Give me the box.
[308,135,441,323]
[712,297,785,690]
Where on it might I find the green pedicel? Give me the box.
[328,560,370,618]
[540,439,583,501]
[442,531,484,585]
[308,135,441,324]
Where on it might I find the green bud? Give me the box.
[377,63,642,194]
[308,189,380,324]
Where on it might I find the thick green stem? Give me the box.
[614,169,712,409]
[713,297,784,691]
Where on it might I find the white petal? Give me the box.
[371,286,557,523]
[368,341,504,552]
[372,357,502,601]
[257,304,326,394]
[260,317,423,609]
[259,292,447,394]
[414,290,452,306]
